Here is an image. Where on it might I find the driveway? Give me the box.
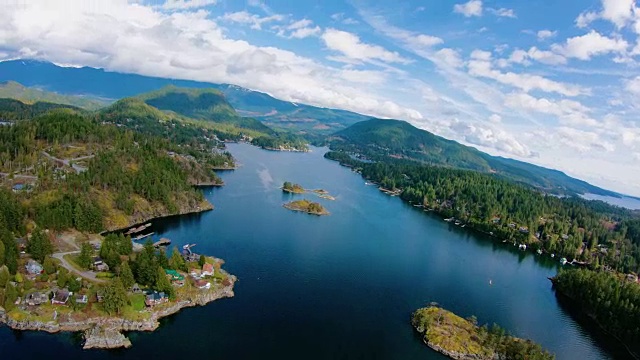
[51,251,107,284]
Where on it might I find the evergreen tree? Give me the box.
[78,242,93,269]
[43,256,56,275]
[198,254,206,267]
[169,247,186,272]
[155,266,175,299]
[133,241,157,286]
[0,266,9,287]
[3,281,17,310]
[0,240,4,267]
[102,278,128,315]
[119,261,135,289]
[27,230,53,263]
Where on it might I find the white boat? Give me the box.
[518,244,527,251]
[537,249,542,255]
[551,253,555,258]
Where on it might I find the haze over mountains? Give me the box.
[0,59,630,199]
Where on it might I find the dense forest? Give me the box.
[325,151,640,274]
[0,108,228,240]
[554,268,640,344]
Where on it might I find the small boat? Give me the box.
[537,249,543,255]
[518,244,527,251]
[560,257,568,265]
[551,253,555,258]
[454,220,461,226]
[444,218,454,222]
[461,224,466,228]
[489,279,493,285]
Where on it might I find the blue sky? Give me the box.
[1,0,640,195]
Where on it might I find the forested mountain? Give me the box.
[0,80,108,110]
[330,119,619,197]
[0,98,81,121]
[0,60,366,135]
[134,86,274,134]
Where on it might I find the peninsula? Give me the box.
[0,235,236,349]
[283,199,329,216]
[411,305,554,360]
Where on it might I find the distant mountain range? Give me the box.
[330,119,620,197]
[0,59,626,198]
[0,60,366,134]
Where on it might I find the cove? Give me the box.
[0,143,628,359]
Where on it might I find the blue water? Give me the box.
[0,144,627,359]
[581,193,640,210]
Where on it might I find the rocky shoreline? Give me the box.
[1,276,236,349]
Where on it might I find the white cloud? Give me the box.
[321,28,410,64]
[161,0,216,10]
[556,127,615,153]
[221,11,284,30]
[504,93,599,127]
[537,30,557,41]
[488,8,516,18]
[330,13,359,25]
[509,47,567,65]
[289,26,321,39]
[625,76,640,95]
[451,121,535,157]
[577,0,636,28]
[434,48,463,68]
[576,11,599,28]
[0,0,423,122]
[552,30,628,60]
[468,56,586,96]
[454,0,483,17]
[489,114,502,123]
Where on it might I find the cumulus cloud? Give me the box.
[509,47,567,65]
[454,0,483,17]
[0,0,423,122]
[576,0,636,29]
[504,93,599,127]
[556,127,615,153]
[625,76,640,95]
[451,121,535,157]
[434,48,463,68]
[467,55,586,96]
[321,28,410,64]
[553,30,628,60]
[161,0,217,10]
[537,30,557,41]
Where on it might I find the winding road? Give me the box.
[51,251,107,284]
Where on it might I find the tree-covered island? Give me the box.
[282,181,305,194]
[411,305,554,360]
[283,199,329,216]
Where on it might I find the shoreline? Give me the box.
[0,274,237,350]
[102,199,214,235]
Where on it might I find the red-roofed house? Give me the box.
[202,263,214,277]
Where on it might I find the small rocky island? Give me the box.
[282,181,336,200]
[283,199,329,216]
[411,305,554,360]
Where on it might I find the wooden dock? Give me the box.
[153,238,171,247]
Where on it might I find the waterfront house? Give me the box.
[165,269,185,287]
[52,288,71,305]
[626,273,638,283]
[195,279,211,290]
[145,291,169,307]
[76,295,88,304]
[12,183,24,192]
[190,268,202,279]
[519,227,529,234]
[25,259,43,275]
[93,257,109,272]
[202,263,214,277]
[26,292,48,306]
